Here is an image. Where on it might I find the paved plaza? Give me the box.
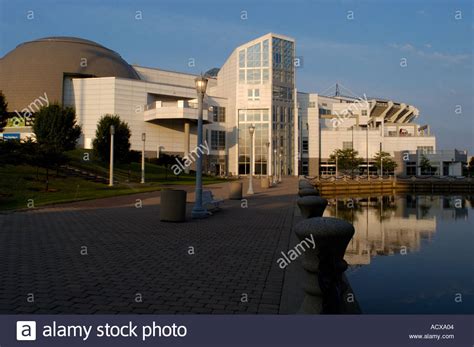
[0,178,300,314]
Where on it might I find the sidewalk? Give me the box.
[0,177,299,314]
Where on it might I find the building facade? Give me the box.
[1,34,466,177]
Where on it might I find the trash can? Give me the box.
[160,189,187,222]
[229,181,243,200]
[261,177,270,189]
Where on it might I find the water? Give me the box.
[324,194,474,314]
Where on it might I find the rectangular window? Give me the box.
[247,69,261,84]
[343,141,353,150]
[362,110,368,116]
[308,101,316,108]
[262,39,269,67]
[212,106,226,122]
[302,139,308,153]
[239,50,245,68]
[239,70,245,83]
[211,130,226,150]
[248,89,260,101]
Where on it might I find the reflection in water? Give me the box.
[324,194,474,314]
[325,195,469,265]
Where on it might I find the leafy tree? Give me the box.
[0,91,8,132]
[419,154,433,175]
[329,148,363,176]
[33,104,82,152]
[92,114,131,163]
[373,151,397,175]
[156,153,184,180]
[467,157,474,177]
[32,104,81,190]
[0,139,22,166]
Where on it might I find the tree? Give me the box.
[0,91,8,132]
[467,157,474,177]
[329,148,363,176]
[93,114,131,163]
[373,151,397,175]
[419,154,433,175]
[33,104,82,151]
[32,104,81,190]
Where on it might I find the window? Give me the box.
[272,86,293,101]
[212,106,226,122]
[319,108,331,115]
[301,159,309,175]
[361,110,368,116]
[211,130,226,150]
[238,109,270,175]
[417,146,434,154]
[239,50,245,68]
[343,141,353,150]
[246,69,261,84]
[239,70,245,83]
[248,89,260,101]
[302,139,308,153]
[308,102,316,108]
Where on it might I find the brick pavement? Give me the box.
[0,177,298,314]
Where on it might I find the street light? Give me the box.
[247,124,256,195]
[278,149,282,183]
[109,125,115,187]
[192,75,209,219]
[265,141,270,185]
[141,132,146,184]
[273,148,277,185]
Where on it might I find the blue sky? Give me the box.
[1,0,473,152]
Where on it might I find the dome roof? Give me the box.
[0,36,140,111]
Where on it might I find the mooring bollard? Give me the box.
[294,217,355,314]
[298,187,319,197]
[299,180,314,189]
[297,196,328,218]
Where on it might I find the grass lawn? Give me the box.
[0,150,227,211]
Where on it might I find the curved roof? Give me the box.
[0,36,140,111]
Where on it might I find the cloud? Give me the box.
[389,43,471,65]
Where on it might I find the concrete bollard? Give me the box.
[294,217,355,314]
[160,189,187,222]
[261,177,270,189]
[229,181,243,200]
[297,196,328,218]
[298,188,319,197]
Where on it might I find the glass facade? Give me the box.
[271,37,295,176]
[238,40,270,84]
[237,36,295,176]
[272,38,294,84]
[238,109,270,175]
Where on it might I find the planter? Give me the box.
[160,189,187,222]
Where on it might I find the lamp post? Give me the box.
[141,132,146,184]
[366,122,369,180]
[109,125,115,187]
[265,141,270,184]
[192,75,209,219]
[278,150,282,182]
[247,124,256,195]
[273,148,277,184]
